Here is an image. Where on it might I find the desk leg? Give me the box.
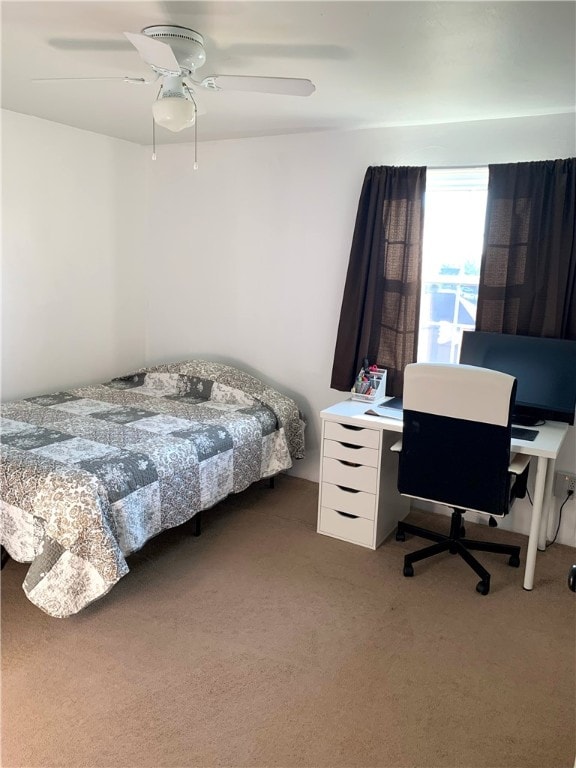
[538,458,556,551]
[524,456,548,591]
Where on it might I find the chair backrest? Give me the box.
[398,363,517,517]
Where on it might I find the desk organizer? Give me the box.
[351,367,387,403]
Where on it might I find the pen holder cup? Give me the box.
[351,369,387,402]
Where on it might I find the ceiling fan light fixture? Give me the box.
[152,94,195,132]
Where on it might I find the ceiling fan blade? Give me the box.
[200,75,315,97]
[123,32,181,76]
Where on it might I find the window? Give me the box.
[417,167,488,363]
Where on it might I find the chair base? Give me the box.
[396,510,521,595]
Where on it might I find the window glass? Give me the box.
[417,167,488,363]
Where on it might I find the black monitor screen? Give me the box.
[459,331,576,426]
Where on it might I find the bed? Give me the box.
[0,360,305,617]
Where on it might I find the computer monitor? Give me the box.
[459,331,576,426]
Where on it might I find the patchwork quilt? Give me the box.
[0,360,306,617]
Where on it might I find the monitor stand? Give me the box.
[512,412,540,427]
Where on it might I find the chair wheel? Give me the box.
[508,554,521,568]
[396,530,406,542]
[476,580,490,595]
[403,564,414,577]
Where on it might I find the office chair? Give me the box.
[392,363,531,595]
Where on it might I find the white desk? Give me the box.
[319,398,569,590]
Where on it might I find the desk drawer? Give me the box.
[319,506,375,548]
[324,421,380,449]
[321,482,376,520]
[322,457,378,493]
[322,439,379,467]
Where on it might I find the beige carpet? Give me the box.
[1,475,575,768]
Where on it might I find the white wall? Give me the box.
[1,110,147,400]
[144,112,576,545]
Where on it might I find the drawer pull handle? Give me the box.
[336,485,360,494]
[336,510,359,519]
[340,424,363,431]
[340,442,361,450]
[339,460,361,467]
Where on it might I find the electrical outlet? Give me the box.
[553,471,576,498]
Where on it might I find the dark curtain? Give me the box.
[476,158,576,339]
[331,165,426,396]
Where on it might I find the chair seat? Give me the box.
[509,452,531,475]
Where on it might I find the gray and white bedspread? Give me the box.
[0,360,306,617]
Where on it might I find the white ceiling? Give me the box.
[2,1,575,145]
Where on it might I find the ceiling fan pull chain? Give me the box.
[151,82,163,160]
[194,116,198,170]
[184,83,199,170]
[193,100,198,170]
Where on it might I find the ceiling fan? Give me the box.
[36,25,316,135]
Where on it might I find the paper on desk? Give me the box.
[365,407,403,419]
